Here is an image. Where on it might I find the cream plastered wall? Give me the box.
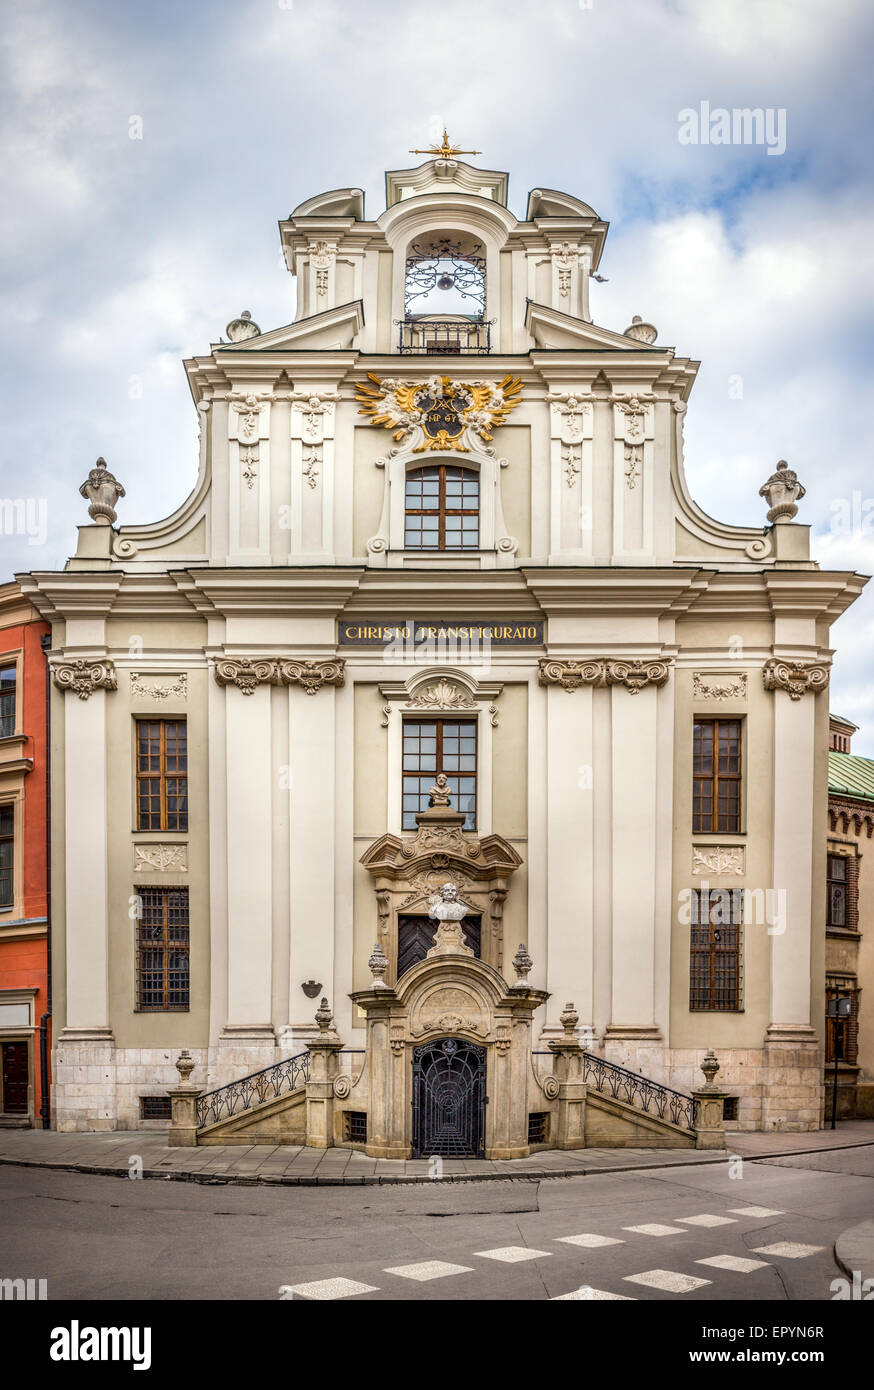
[670,636,775,1051]
[353,425,390,557]
[494,425,532,560]
[106,659,210,1050]
[491,681,528,962]
[810,695,829,1050]
[352,681,389,1005]
[855,831,874,1101]
[49,680,67,1034]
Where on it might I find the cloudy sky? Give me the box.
[2,0,873,746]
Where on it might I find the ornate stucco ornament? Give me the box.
[213,656,345,696]
[52,658,117,700]
[228,392,273,440]
[538,657,672,694]
[79,459,125,525]
[129,672,188,702]
[692,672,748,701]
[759,459,806,523]
[354,372,522,453]
[407,678,477,712]
[762,658,830,700]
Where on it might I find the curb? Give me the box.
[834,1219,874,1283]
[1,1138,871,1189]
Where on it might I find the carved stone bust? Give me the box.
[428,773,453,809]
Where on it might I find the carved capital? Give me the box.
[278,659,345,696]
[213,657,282,695]
[538,657,672,694]
[214,656,345,696]
[52,658,117,700]
[762,658,830,700]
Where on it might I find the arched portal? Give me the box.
[411,1036,487,1158]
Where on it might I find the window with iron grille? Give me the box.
[140,1096,172,1120]
[826,854,850,928]
[689,888,742,1011]
[404,465,479,550]
[693,718,742,833]
[0,804,12,909]
[528,1112,549,1145]
[402,718,476,830]
[345,1112,367,1143]
[826,977,859,1064]
[136,719,188,831]
[0,665,16,739]
[722,1096,739,1122]
[136,887,190,1011]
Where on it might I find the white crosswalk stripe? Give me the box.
[383,1261,473,1281]
[623,1269,712,1293]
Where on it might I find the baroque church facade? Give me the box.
[21,142,865,1144]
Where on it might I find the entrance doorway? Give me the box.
[411,1037,486,1158]
[1,1041,28,1114]
[397,913,481,978]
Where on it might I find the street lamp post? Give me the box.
[827,995,852,1130]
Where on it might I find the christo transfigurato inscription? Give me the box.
[338,620,544,648]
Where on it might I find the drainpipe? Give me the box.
[39,632,52,1128]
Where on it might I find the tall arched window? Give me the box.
[405,465,479,550]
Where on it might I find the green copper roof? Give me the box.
[829,751,874,804]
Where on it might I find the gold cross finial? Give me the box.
[410,129,482,161]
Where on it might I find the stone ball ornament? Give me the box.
[79,458,125,525]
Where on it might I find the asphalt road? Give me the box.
[1,1145,872,1302]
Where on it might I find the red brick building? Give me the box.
[0,581,50,1126]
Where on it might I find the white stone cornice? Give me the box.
[175,568,364,617]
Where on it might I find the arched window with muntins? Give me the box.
[404,464,479,550]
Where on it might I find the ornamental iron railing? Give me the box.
[196,1052,310,1129]
[396,317,493,355]
[532,1050,696,1131]
[581,1052,696,1130]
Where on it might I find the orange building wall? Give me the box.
[0,612,50,1117]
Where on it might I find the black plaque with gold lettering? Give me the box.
[338,619,544,648]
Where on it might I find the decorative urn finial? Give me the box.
[624,314,658,344]
[175,1049,195,1087]
[368,941,390,989]
[759,459,805,524]
[512,943,533,986]
[79,458,125,526]
[560,1001,580,1039]
[226,309,261,342]
[700,1048,720,1089]
[314,996,334,1034]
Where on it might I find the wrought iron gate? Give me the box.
[411,1038,487,1158]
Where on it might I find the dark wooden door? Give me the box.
[1,1041,29,1114]
[396,914,481,978]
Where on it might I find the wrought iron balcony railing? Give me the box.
[196,1052,310,1129]
[396,316,494,355]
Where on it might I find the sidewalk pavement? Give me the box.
[0,1120,872,1187]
